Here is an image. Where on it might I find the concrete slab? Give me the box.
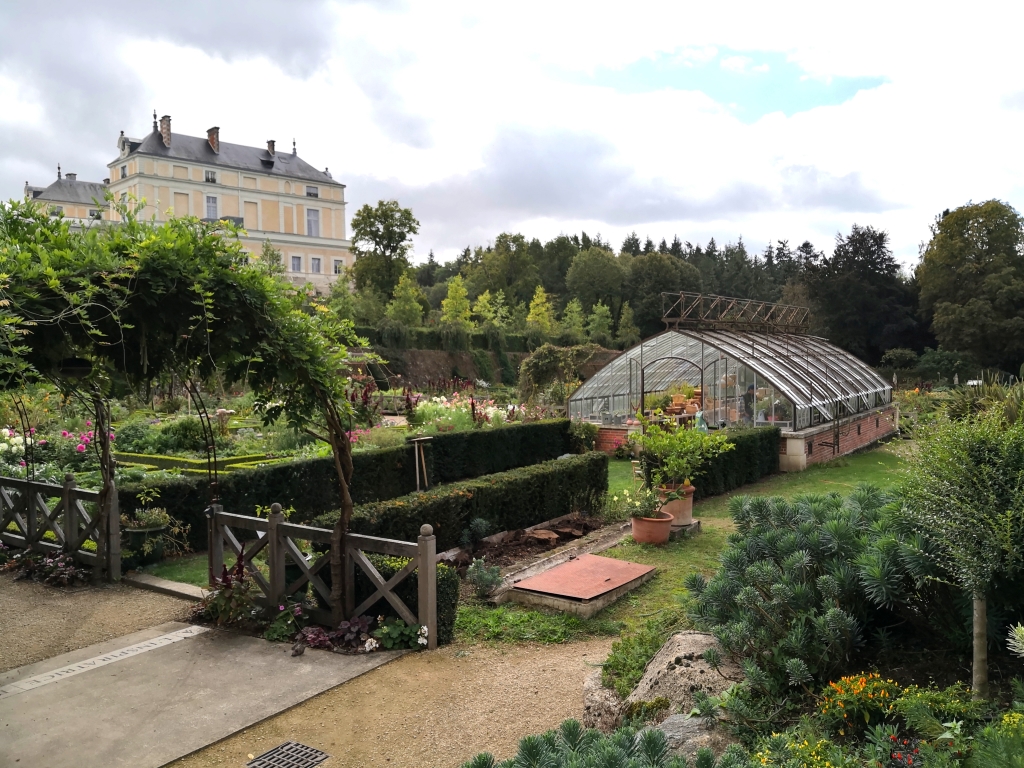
[0,623,403,768]
[508,554,656,618]
[124,572,208,601]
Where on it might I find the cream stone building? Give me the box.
[26,114,351,290]
[24,168,108,224]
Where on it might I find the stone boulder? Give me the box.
[654,714,737,762]
[625,631,743,716]
[582,669,623,732]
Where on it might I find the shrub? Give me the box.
[466,558,502,597]
[687,486,943,735]
[819,673,900,733]
[317,452,609,550]
[568,419,598,453]
[459,720,753,768]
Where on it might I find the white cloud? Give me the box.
[4,0,1024,267]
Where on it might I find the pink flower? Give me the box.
[19,460,25,466]
[29,428,35,434]
[83,437,90,444]
[88,431,94,438]
[86,421,92,426]
[38,440,47,446]
[61,430,69,438]
[76,444,86,453]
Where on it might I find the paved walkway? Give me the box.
[0,621,401,768]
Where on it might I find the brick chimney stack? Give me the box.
[207,126,220,154]
[159,115,172,147]
[267,139,276,155]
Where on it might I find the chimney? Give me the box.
[103,178,110,185]
[66,172,77,182]
[267,139,276,155]
[292,138,296,156]
[57,163,62,180]
[159,115,172,147]
[207,126,220,153]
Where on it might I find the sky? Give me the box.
[3,0,1024,268]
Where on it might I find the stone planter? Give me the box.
[630,513,673,545]
[125,525,166,565]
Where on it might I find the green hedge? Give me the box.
[120,420,575,549]
[114,452,268,471]
[315,452,609,551]
[425,419,571,485]
[692,426,780,501]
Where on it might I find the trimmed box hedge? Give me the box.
[119,419,574,549]
[314,451,609,551]
[113,452,268,471]
[692,426,781,501]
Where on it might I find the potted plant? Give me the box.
[637,419,734,526]
[121,488,170,566]
[628,487,673,545]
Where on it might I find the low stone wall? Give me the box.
[780,404,897,471]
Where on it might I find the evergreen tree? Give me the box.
[440,275,473,332]
[558,298,587,345]
[526,285,556,338]
[586,301,614,348]
[615,301,641,349]
[669,235,684,258]
[621,231,641,256]
[384,274,424,327]
[642,237,656,254]
[415,250,439,287]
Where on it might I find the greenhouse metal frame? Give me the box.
[568,327,892,432]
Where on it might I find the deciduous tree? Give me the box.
[350,200,420,298]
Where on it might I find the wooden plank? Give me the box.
[346,533,417,558]
[418,530,437,650]
[350,550,417,625]
[215,512,268,533]
[277,521,333,543]
[281,538,332,606]
[221,526,272,595]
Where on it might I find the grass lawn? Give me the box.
[144,553,211,587]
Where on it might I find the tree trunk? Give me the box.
[972,593,988,700]
[320,393,354,627]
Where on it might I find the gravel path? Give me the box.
[171,637,615,768]
[0,573,191,673]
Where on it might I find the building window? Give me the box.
[205,170,217,183]
[808,442,813,455]
[291,255,302,272]
[88,209,101,220]
[205,196,218,219]
[119,165,127,179]
[119,192,127,203]
[306,209,319,237]
[333,259,344,275]
[857,423,861,435]
[48,205,62,217]
[306,186,319,198]
[310,257,322,274]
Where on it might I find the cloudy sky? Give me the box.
[2,0,1023,266]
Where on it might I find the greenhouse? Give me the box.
[568,328,892,432]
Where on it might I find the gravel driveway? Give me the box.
[170,637,615,768]
[0,573,191,673]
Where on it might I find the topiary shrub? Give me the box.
[692,426,780,500]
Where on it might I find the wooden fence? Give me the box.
[0,473,120,581]
[207,504,437,649]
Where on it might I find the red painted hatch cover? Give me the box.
[512,554,655,601]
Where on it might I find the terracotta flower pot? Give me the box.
[630,512,673,545]
[658,484,696,526]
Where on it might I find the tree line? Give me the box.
[338,198,1024,376]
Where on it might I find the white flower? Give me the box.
[418,636,428,646]
[418,625,428,636]
[363,638,379,652]
[0,444,7,454]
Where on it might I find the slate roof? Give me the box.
[32,178,108,206]
[124,129,338,185]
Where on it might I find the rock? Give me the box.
[625,631,743,717]
[655,714,737,762]
[526,529,559,542]
[582,669,623,732]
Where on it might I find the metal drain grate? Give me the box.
[246,741,330,768]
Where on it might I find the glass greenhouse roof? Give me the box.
[569,329,891,432]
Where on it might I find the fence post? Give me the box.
[207,503,224,586]
[417,524,437,650]
[25,478,36,549]
[267,503,285,609]
[106,484,120,582]
[63,474,77,554]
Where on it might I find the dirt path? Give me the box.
[0,573,191,673]
[171,637,615,768]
